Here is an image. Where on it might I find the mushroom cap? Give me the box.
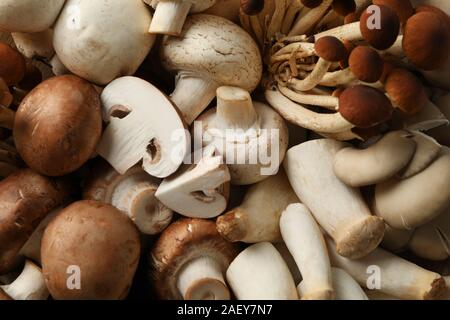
[384,68,428,116]
[332,0,356,17]
[338,85,393,128]
[0,169,71,274]
[315,36,347,62]
[403,11,450,70]
[360,5,400,50]
[415,5,450,33]
[150,218,239,300]
[14,75,102,177]
[240,0,265,15]
[302,0,323,8]
[339,39,356,69]
[41,200,141,300]
[0,43,26,86]
[160,14,262,92]
[348,46,384,83]
[0,0,65,33]
[53,0,156,85]
[373,0,414,25]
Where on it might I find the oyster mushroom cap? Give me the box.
[0,0,65,33]
[53,0,156,85]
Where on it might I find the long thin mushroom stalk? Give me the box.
[330,268,369,300]
[289,0,333,36]
[0,260,49,300]
[280,203,334,300]
[326,238,447,300]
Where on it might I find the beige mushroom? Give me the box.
[326,237,447,300]
[380,224,414,253]
[0,0,65,33]
[0,260,49,300]
[96,76,190,178]
[226,242,299,300]
[155,147,230,219]
[196,86,289,185]
[83,160,173,235]
[204,0,241,22]
[273,242,303,285]
[53,0,156,85]
[160,14,262,125]
[284,139,385,259]
[374,147,450,230]
[330,267,368,300]
[11,30,54,60]
[428,90,450,146]
[216,169,299,243]
[280,203,334,300]
[333,131,417,187]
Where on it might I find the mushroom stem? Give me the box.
[149,1,192,35]
[0,260,49,300]
[215,86,259,130]
[329,267,369,300]
[171,72,219,125]
[289,0,333,36]
[403,99,449,131]
[280,203,334,300]
[177,256,229,300]
[314,21,361,41]
[289,58,332,91]
[279,85,338,110]
[0,105,15,129]
[282,1,304,34]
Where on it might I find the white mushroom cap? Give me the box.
[226,242,299,300]
[0,0,65,33]
[160,14,262,124]
[155,147,231,219]
[12,29,54,60]
[97,76,190,178]
[53,0,156,85]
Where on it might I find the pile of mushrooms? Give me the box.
[0,0,449,301]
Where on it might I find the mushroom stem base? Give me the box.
[149,1,192,36]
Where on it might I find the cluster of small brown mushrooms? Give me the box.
[0,0,450,301]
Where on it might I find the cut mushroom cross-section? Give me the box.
[150,218,239,300]
[97,76,190,178]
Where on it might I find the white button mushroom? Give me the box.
[0,0,66,33]
[284,139,385,259]
[226,242,299,300]
[196,86,289,185]
[146,0,217,35]
[160,14,262,125]
[96,76,190,178]
[53,0,156,85]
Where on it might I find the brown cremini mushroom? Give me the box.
[14,75,102,177]
[41,200,141,300]
[348,46,384,83]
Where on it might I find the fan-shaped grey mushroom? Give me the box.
[53,0,156,85]
[226,242,299,300]
[374,147,450,230]
[83,160,173,235]
[284,139,385,259]
[96,76,190,178]
[0,0,65,33]
[216,169,299,243]
[160,14,262,125]
[280,203,334,300]
[0,260,49,300]
[151,218,239,300]
[196,86,289,185]
[333,130,417,187]
[326,237,447,300]
[155,147,230,219]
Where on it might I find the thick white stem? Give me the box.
[0,260,49,300]
[149,1,192,35]
[279,85,338,110]
[177,256,229,300]
[330,268,369,300]
[171,72,219,125]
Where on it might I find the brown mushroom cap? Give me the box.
[0,169,71,274]
[302,0,323,8]
[41,200,141,300]
[0,43,26,86]
[360,5,400,50]
[240,0,265,16]
[373,0,414,25]
[403,11,450,70]
[315,36,347,62]
[339,39,356,69]
[151,218,239,300]
[0,78,13,107]
[14,75,102,177]
[349,46,384,83]
[339,85,393,128]
[415,5,450,34]
[332,0,356,17]
[385,68,428,116]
